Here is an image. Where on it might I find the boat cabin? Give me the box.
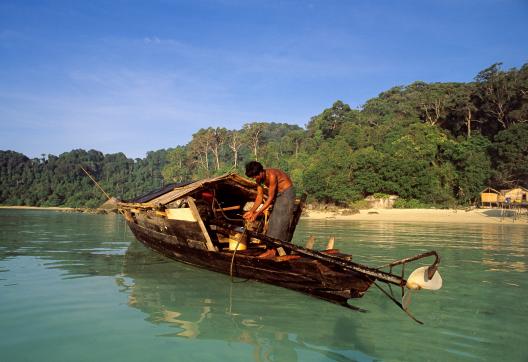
[119,173,305,254]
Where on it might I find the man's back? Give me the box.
[265,168,293,193]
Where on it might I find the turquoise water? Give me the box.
[1,210,527,361]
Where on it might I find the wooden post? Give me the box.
[305,235,315,249]
[326,236,335,250]
[187,197,217,251]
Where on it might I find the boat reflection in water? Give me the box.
[119,240,377,362]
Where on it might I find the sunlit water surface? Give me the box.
[1,210,527,361]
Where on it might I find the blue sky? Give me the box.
[1,0,527,159]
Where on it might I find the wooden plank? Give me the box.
[166,208,196,221]
[186,197,217,251]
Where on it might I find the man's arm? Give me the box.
[248,185,264,213]
[253,172,277,216]
[243,185,264,220]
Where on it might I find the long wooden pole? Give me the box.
[246,229,406,286]
[80,166,112,201]
[212,221,407,286]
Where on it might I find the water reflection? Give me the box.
[120,240,375,362]
[0,210,127,278]
[479,224,527,272]
[297,220,528,274]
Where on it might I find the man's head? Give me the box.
[245,161,264,181]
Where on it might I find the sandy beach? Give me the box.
[302,207,528,225]
[0,206,76,211]
[1,205,527,225]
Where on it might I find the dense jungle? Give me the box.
[1,63,527,208]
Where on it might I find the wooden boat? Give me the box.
[118,173,442,323]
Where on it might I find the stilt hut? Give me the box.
[501,187,528,205]
[479,187,503,208]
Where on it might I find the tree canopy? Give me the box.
[2,63,527,208]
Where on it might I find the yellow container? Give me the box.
[228,233,247,251]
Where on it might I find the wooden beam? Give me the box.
[326,236,335,250]
[305,235,316,249]
[214,205,240,212]
[187,197,217,251]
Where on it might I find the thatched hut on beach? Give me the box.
[479,187,503,207]
[501,187,528,204]
[480,186,528,208]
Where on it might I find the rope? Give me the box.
[228,236,250,283]
[209,189,248,282]
[229,239,240,281]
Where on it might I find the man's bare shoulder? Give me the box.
[267,168,293,190]
[268,168,286,176]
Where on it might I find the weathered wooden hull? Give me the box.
[127,220,373,306]
[111,173,440,321]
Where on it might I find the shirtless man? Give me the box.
[243,161,295,241]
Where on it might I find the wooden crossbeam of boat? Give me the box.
[119,201,240,214]
[187,197,217,252]
[214,205,240,212]
[117,202,156,210]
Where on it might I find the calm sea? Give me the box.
[1,209,527,362]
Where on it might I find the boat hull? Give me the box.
[127,220,373,306]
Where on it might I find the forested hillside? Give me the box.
[2,63,527,208]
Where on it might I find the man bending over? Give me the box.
[243,161,295,242]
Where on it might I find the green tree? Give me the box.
[307,100,359,139]
[491,123,528,187]
[303,139,358,203]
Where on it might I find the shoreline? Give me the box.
[302,207,528,225]
[1,205,527,225]
[0,206,77,211]
[0,205,116,214]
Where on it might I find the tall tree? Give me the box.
[474,63,522,134]
[242,122,265,160]
[227,130,244,168]
[210,127,228,171]
[188,129,213,176]
[162,146,190,182]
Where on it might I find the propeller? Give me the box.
[402,266,443,310]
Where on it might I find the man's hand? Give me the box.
[243,211,258,222]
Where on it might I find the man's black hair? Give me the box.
[245,161,263,177]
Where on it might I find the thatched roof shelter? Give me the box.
[480,187,503,205]
[501,187,528,203]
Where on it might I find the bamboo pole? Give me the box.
[80,166,112,201]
